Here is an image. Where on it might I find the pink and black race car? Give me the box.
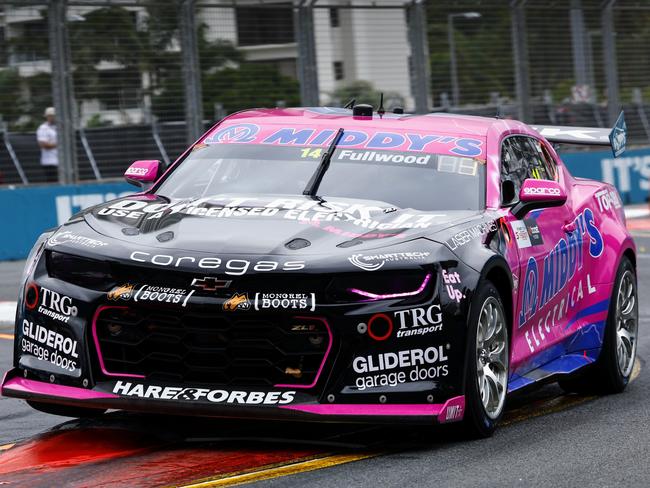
[2,106,636,437]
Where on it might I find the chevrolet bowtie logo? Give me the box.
[191,277,232,292]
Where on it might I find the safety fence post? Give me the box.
[179,0,204,144]
[49,0,78,184]
[511,0,531,122]
[601,0,620,126]
[408,0,431,114]
[570,0,589,89]
[294,0,320,107]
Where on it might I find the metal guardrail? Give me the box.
[78,127,101,180]
[2,131,28,185]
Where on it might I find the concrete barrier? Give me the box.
[0,181,132,260]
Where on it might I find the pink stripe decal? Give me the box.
[2,377,118,400]
[92,306,146,379]
[275,316,333,389]
[281,403,444,416]
[281,396,465,418]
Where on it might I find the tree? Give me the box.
[426,5,514,106]
[149,29,244,121]
[19,72,53,130]
[144,1,297,121]
[203,62,300,115]
[68,7,146,113]
[1,8,51,129]
[0,69,26,126]
[0,2,306,128]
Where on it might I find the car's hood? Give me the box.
[83,193,483,256]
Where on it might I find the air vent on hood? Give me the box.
[157,231,174,242]
[337,239,363,248]
[285,238,311,250]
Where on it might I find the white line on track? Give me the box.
[0,301,16,325]
[625,207,650,219]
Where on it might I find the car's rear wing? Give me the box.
[531,111,626,157]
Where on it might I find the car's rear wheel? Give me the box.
[463,281,509,438]
[558,256,638,394]
[27,400,106,418]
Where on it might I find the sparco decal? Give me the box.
[124,166,149,177]
[518,208,603,328]
[348,252,430,271]
[523,186,561,196]
[99,197,442,230]
[253,293,316,311]
[20,319,78,372]
[112,381,295,405]
[353,345,450,391]
[26,284,78,323]
[129,252,305,276]
[394,304,443,338]
[48,231,108,249]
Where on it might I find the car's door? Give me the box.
[501,135,582,374]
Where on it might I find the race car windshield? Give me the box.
[156,144,485,211]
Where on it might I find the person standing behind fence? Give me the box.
[37,107,58,183]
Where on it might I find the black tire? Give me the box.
[462,281,509,438]
[27,400,106,418]
[558,256,638,395]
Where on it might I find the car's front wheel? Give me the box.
[463,281,509,438]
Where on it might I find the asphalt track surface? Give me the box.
[1,217,650,487]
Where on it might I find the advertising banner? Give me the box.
[561,147,650,204]
[0,182,132,260]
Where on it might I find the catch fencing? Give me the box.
[0,0,649,186]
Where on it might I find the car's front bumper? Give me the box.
[1,369,465,425]
[7,237,480,425]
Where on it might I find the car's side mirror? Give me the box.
[124,160,163,190]
[511,178,566,219]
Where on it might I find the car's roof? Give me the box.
[222,107,530,139]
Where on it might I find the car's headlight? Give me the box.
[327,271,432,302]
[46,251,114,290]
